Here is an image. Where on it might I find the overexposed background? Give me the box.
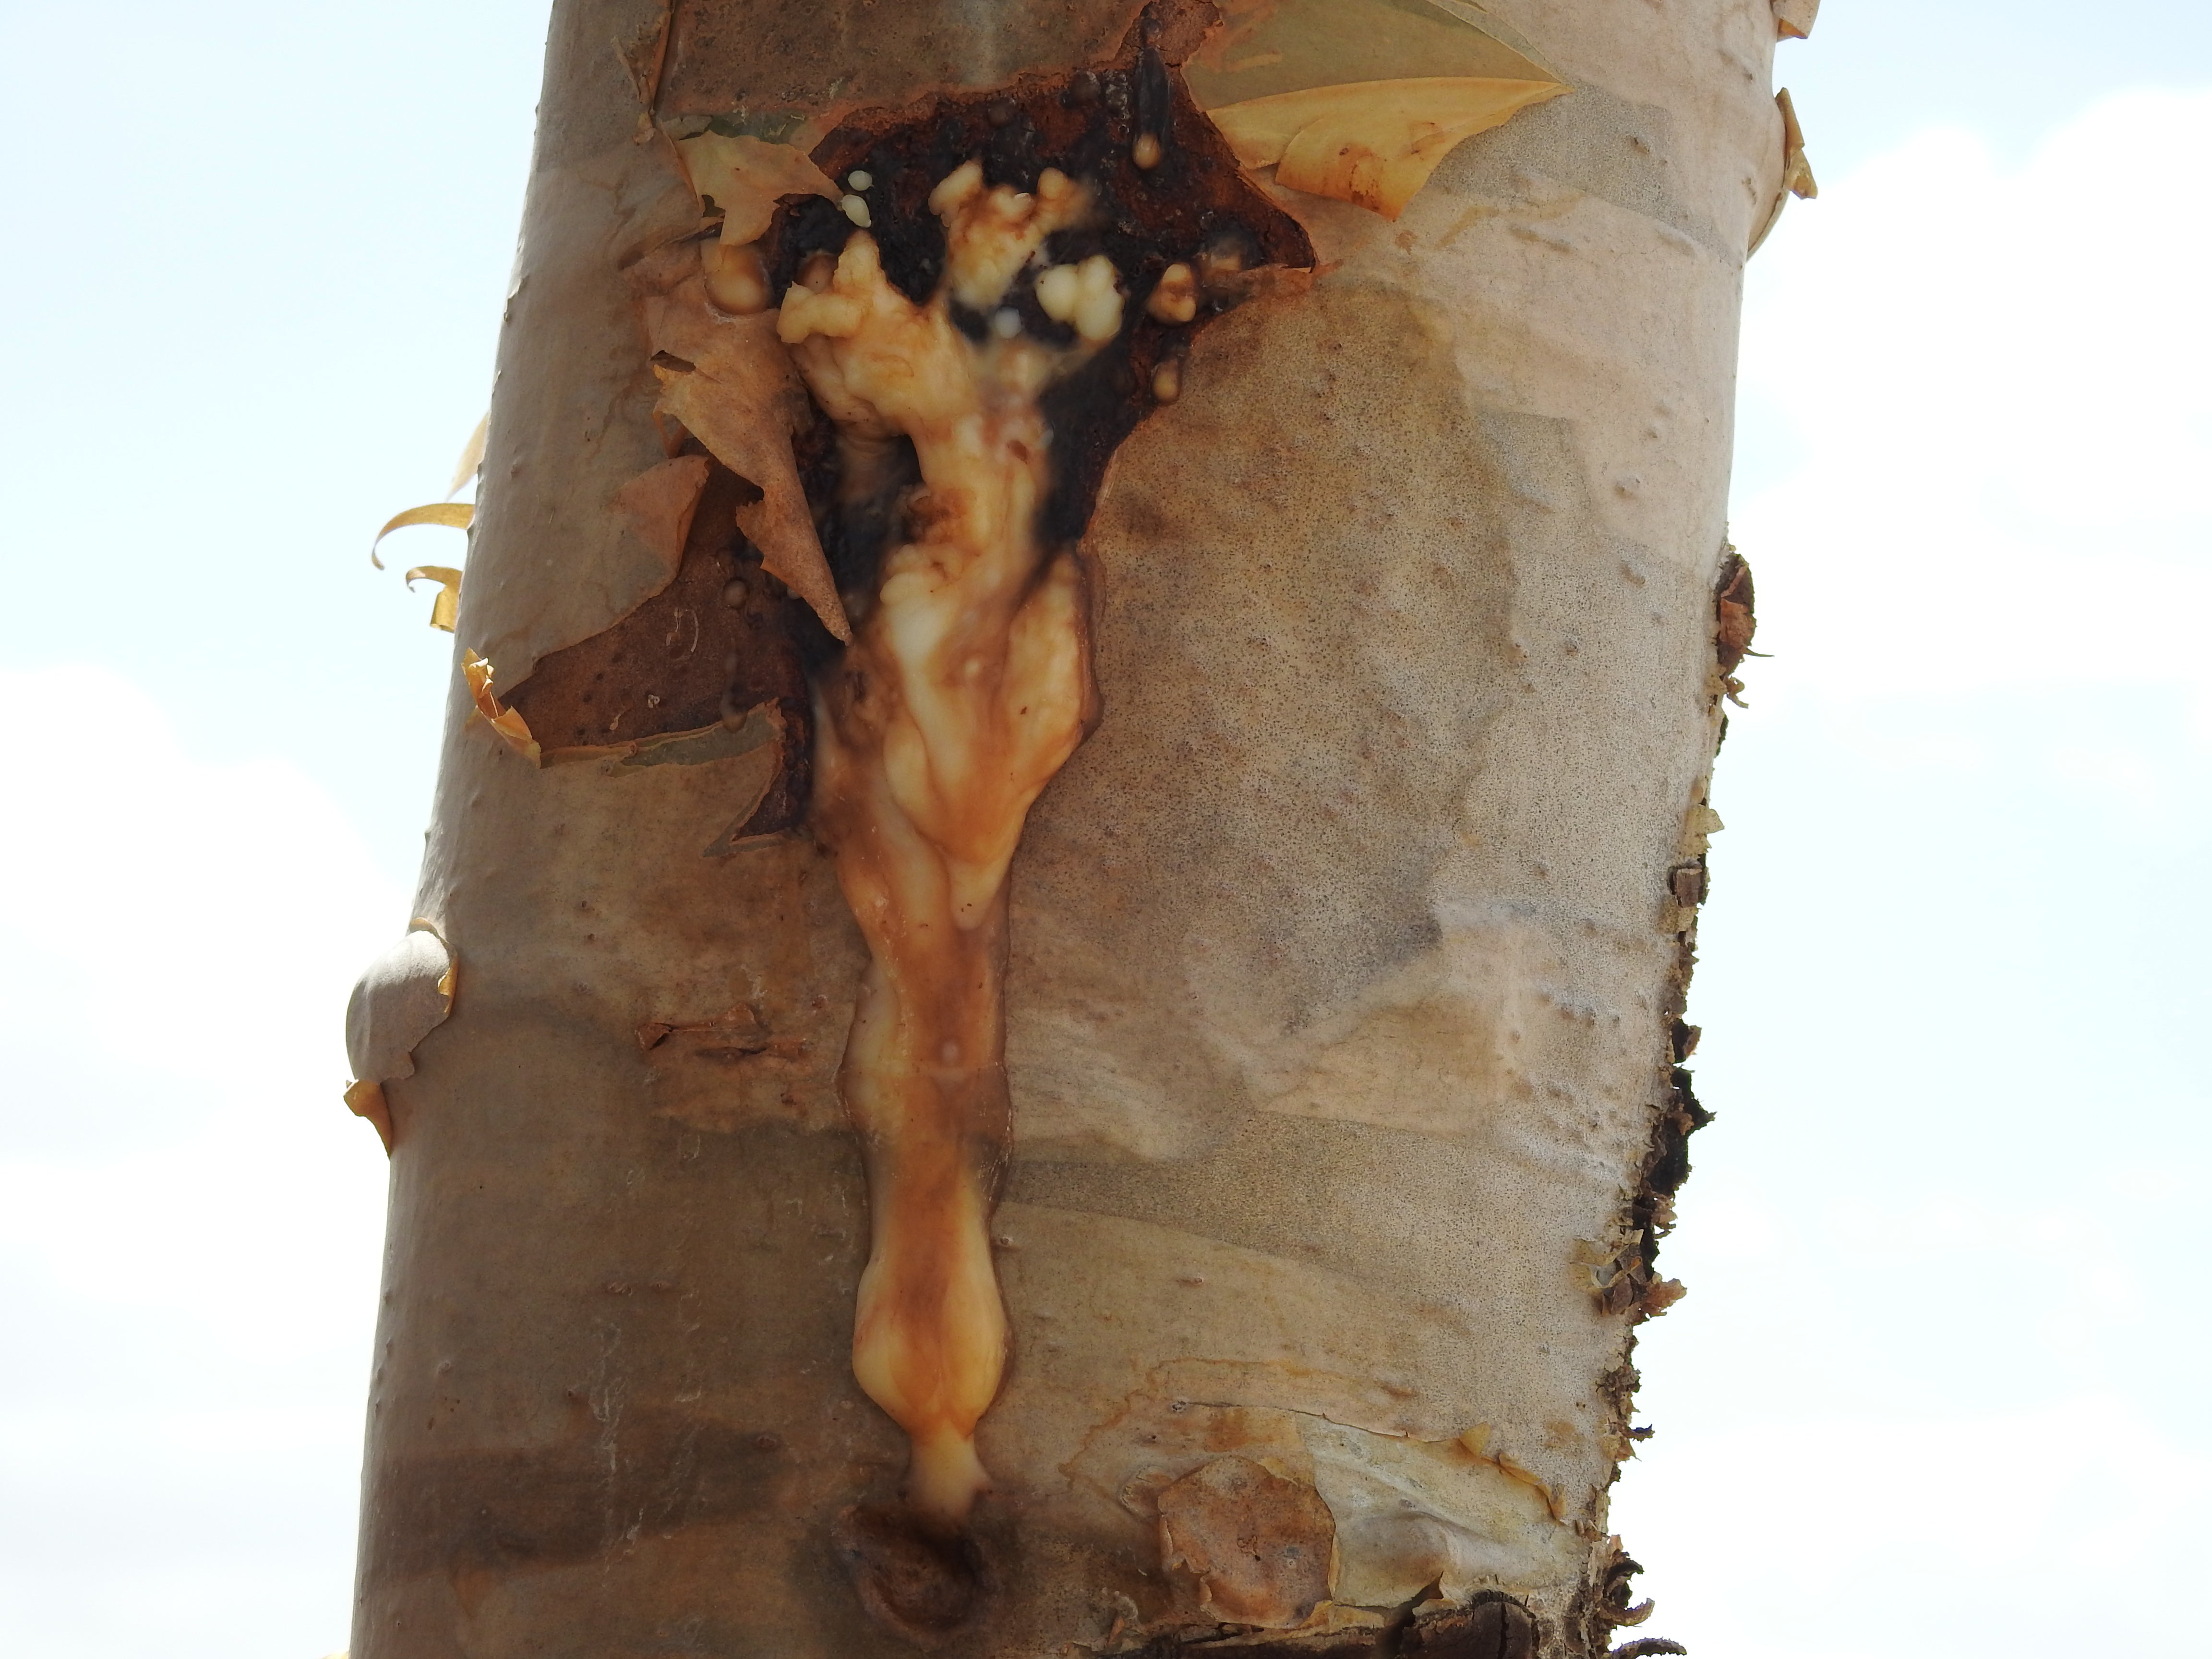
[1,3,2206,1655]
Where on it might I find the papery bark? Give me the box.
[347,1,1789,1653]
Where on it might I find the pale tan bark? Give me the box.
[345,2,1788,1653]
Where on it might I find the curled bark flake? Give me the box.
[403,565,462,632]
[461,650,540,761]
[369,501,471,570]
[1184,0,1568,219]
[373,419,484,570]
[342,1079,394,1152]
[1668,861,1708,911]
[447,413,488,495]
[343,924,456,1154]
[1211,78,1565,219]
[1713,546,1755,674]
[1577,1535,1677,1655]
[1748,89,1817,255]
[1771,0,1820,41]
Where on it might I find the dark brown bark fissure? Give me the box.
[767,28,1311,565]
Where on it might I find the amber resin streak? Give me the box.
[593,14,1308,1562]
[757,55,1310,1533]
[789,174,1106,1523]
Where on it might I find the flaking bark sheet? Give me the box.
[1772,0,1821,41]
[636,258,850,638]
[1185,0,1569,218]
[672,130,841,244]
[343,924,455,1154]
[1748,86,1818,254]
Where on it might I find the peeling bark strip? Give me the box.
[347,0,1791,1653]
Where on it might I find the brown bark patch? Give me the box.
[765,24,1313,609]
[1715,543,1757,707]
[1156,1455,1335,1628]
[1714,545,1755,674]
[505,459,814,836]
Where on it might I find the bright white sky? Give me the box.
[0,4,2206,1657]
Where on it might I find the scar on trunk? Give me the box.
[769,23,1310,1541]
[570,8,1308,1633]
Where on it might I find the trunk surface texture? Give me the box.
[346,1,1791,1654]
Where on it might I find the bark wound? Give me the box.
[762,14,1311,1575]
[1156,1455,1336,1627]
[547,14,1307,1622]
[506,461,815,840]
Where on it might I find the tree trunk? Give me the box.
[344,1,1788,1654]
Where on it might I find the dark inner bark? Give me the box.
[509,19,1311,848]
